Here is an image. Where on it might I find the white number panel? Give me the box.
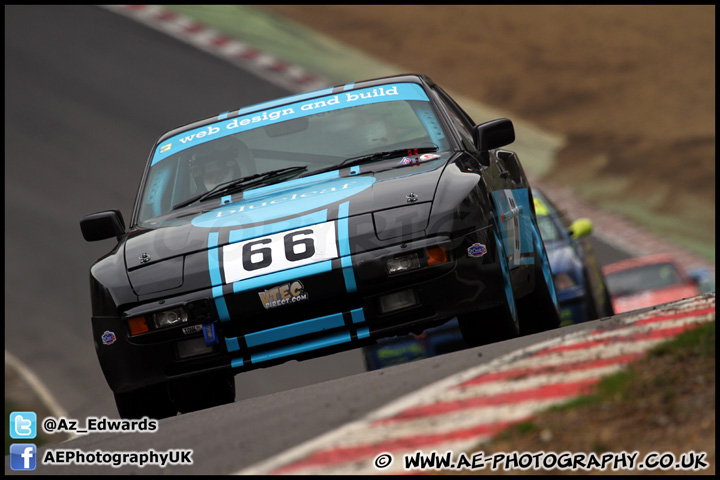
[222,222,339,283]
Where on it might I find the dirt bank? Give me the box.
[263,5,715,260]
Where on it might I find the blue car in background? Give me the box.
[363,188,614,370]
[532,189,614,326]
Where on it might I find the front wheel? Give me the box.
[172,372,236,414]
[458,229,519,347]
[114,383,177,420]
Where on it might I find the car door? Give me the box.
[431,86,529,271]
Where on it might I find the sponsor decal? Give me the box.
[397,153,440,166]
[203,323,218,346]
[467,243,487,258]
[258,280,309,309]
[192,175,374,228]
[182,324,203,335]
[151,83,429,166]
[101,330,117,345]
[159,143,172,154]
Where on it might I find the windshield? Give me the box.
[136,82,451,225]
[533,190,564,243]
[605,262,686,296]
[536,214,563,243]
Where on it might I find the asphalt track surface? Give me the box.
[3,5,661,475]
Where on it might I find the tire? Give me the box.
[114,383,177,420]
[363,347,380,371]
[172,372,236,414]
[582,271,601,321]
[601,282,615,317]
[458,227,519,347]
[582,269,615,321]
[518,226,561,335]
[585,290,600,321]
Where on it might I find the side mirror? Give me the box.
[568,218,593,239]
[80,210,126,242]
[472,118,515,151]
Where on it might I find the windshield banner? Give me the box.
[151,83,430,166]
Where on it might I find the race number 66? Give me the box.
[223,222,339,283]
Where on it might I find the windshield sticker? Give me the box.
[258,280,309,309]
[398,153,440,166]
[152,83,430,166]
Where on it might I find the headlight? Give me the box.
[378,289,419,314]
[386,253,421,275]
[386,247,450,275]
[126,300,211,336]
[153,307,189,329]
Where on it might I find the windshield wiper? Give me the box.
[172,166,307,210]
[301,145,439,177]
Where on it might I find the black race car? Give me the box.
[81,74,560,418]
[362,188,614,371]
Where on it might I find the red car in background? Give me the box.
[602,254,702,314]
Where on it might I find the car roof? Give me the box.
[601,254,686,276]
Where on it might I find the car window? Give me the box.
[605,262,685,296]
[536,214,562,242]
[136,83,452,225]
[532,195,564,242]
[433,89,477,151]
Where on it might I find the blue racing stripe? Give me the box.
[245,313,346,348]
[356,326,370,339]
[249,331,352,364]
[207,232,222,286]
[350,308,365,324]
[225,337,240,353]
[232,260,333,294]
[228,210,327,244]
[212,286,231,322]
[338,202,357,293]
[207,233,231,321]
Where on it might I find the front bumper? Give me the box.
[94,226,504,393]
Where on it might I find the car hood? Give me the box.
[124,158,449,294]
[611,284,700,314]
